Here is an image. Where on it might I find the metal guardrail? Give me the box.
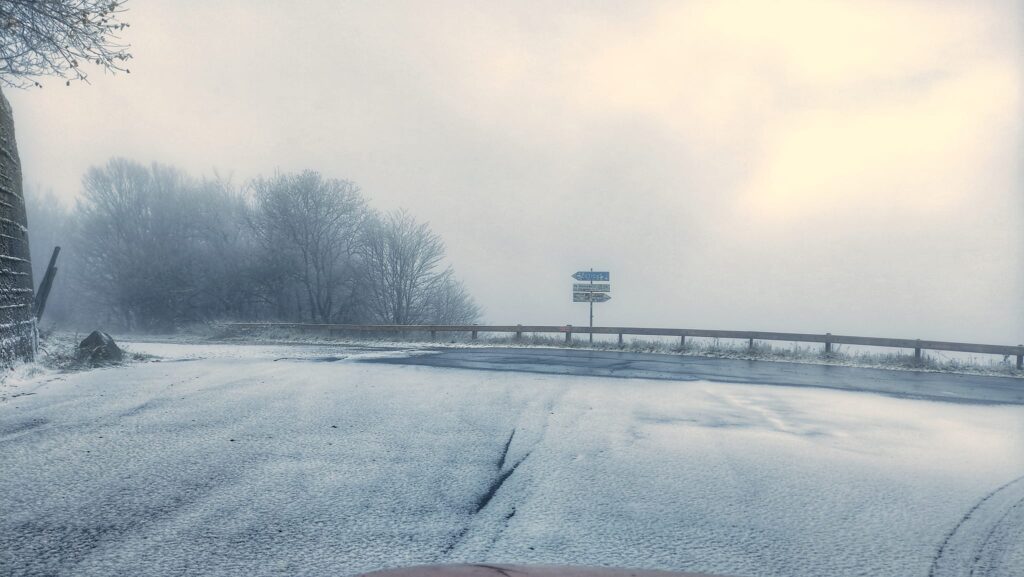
[226,322,1024,369]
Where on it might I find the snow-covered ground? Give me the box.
[1,341,1022,577]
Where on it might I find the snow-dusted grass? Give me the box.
[0,332,156,402]
[0,360,52,401]
[1,344,1022,577]
[35,331,155,371]
[193,324,1024,378]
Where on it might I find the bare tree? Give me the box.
[425,274,480,325]
[362,210,478,325]
[0,0,131,88]
[35,158,480,332]
[250,171,369,323]
[0,1,130,362]
[74,159,203,330]
[188,177,260,321]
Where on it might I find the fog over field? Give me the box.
[8,0,1023,343]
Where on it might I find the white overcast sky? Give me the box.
[8,0,1023,343]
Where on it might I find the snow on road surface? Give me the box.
[1,342,1022,577]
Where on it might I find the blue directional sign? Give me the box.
[572,271,609,282]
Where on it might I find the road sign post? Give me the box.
[571,269,611,343]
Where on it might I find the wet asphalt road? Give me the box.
[366,347,1024,405]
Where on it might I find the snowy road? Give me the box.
[366,347,1024,405]
[2,342,1023,577]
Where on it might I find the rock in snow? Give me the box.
[77,331,123,365]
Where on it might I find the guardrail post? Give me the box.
[1017,345,1022,370]
[748,338,754,350]
[471,328,478,340]
[430,330,436,340]
[565,326,572,344]
[914,340,922,360]
[680,335,685,349]
[618,333,623,347]
[515,324,522,340]
[824,333,832,354]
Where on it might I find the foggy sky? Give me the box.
[8,0,1023,343]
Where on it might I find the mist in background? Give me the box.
[9,0,1023,343]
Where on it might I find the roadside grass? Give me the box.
[1,331,157,395]
[36,330,154,372]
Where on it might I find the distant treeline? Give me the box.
[28,158,480,332]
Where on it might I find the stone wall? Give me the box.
[0,87,36,364]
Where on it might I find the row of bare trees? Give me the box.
[28,158,480,331]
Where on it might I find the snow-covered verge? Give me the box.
[36,332,154,369]
[0,361,52,402]
[152,323,1024,379]
[1,332,154,402]
[1,342,1022,577]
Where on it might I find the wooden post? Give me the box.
[471,329,478,340]
[618,333,623,347]
[914,340,922,360]
[33,246,60,321]
[430,330,436,340]
[515,324,522,340]
[680,335,686,349]
[748,338,754,350]
[565,326,572,344]
[1017,346,1023,370]
[825,333,832,354]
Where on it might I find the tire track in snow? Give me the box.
[472,432,527,513]
[496,428,515,472]
[444,428,533,556]
[929,474,1024,577]
[442,391,576,558]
